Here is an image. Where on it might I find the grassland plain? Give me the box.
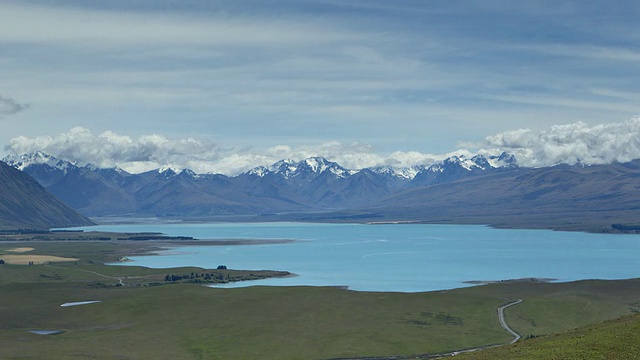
[2,241,640,359]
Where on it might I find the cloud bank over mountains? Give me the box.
[477,118,640,167]
[4,118,640,175]
[3,127,448,174]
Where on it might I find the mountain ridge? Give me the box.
[4,152,639,232]
[0,160,95,230]
[3,151,513,217]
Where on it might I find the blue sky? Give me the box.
[1,1,639,174]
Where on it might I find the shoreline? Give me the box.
[2,237,639,293]
[463,277,558,285]
[86,216,632,235]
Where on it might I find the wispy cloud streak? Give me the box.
[1,1,639,154]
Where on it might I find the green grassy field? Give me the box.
[1,240,640,359]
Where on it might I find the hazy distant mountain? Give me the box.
[353,160,640,231]
[9,151,640,232]
[0,161,94,230]
[6,153,419,216]
[0,151,521,218]
[411,153,516,186]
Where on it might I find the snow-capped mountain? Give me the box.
[3,152,78,188]
[246,166,269,177]
[369,165,425,181]
[5,150,640,232]
[3,151,76,172]
[3,151,521,217]
[268,159,298,178]
[156,166,179,180]
[488,152,518,168]
[412,153,516,186]
[426,155,488,173]
[247,157,351,179]
[295,157,352,178]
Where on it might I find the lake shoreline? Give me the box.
[95,222,640,293]
[88,215,631,235]
[463,277,558,285]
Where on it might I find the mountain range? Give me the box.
[3,151,516,217]
[4,151,640,232]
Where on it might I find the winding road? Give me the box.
[329,298,524,360]
[497,299,523,344]
[449,298,523,356]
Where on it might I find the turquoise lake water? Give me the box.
[78,222,640,292]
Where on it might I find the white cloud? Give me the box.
[476,118,640,167]
[2,127,448,175]
[0,95,29,115]
[4,127,221,172]
[7,120,640,175]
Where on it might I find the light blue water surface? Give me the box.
[78,222,640,292]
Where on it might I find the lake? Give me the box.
[79,222,640,292]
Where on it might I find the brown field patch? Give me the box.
[6,247,35,253]
[0,255,78,265]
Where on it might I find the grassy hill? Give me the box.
[459,314,640,360]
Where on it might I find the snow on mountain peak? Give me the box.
[420,153,519,175]
[158,166,178,173]
[488,152,518,168]
[302,157,349,178]
[470,155,490,170]
[424,155,482,174]
[256,157,350,179]
[3,152,76,172]
[302,157,329,172]
[180,169,198,178]
[5,151,519,184]
[156,166,180,179]
[269,159,298,176]
[247,166,270,177]
[370,165,423,180]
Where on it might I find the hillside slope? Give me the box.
[0,161,94,230]
[459,314,640,360]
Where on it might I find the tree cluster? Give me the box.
[164,271,229,283]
